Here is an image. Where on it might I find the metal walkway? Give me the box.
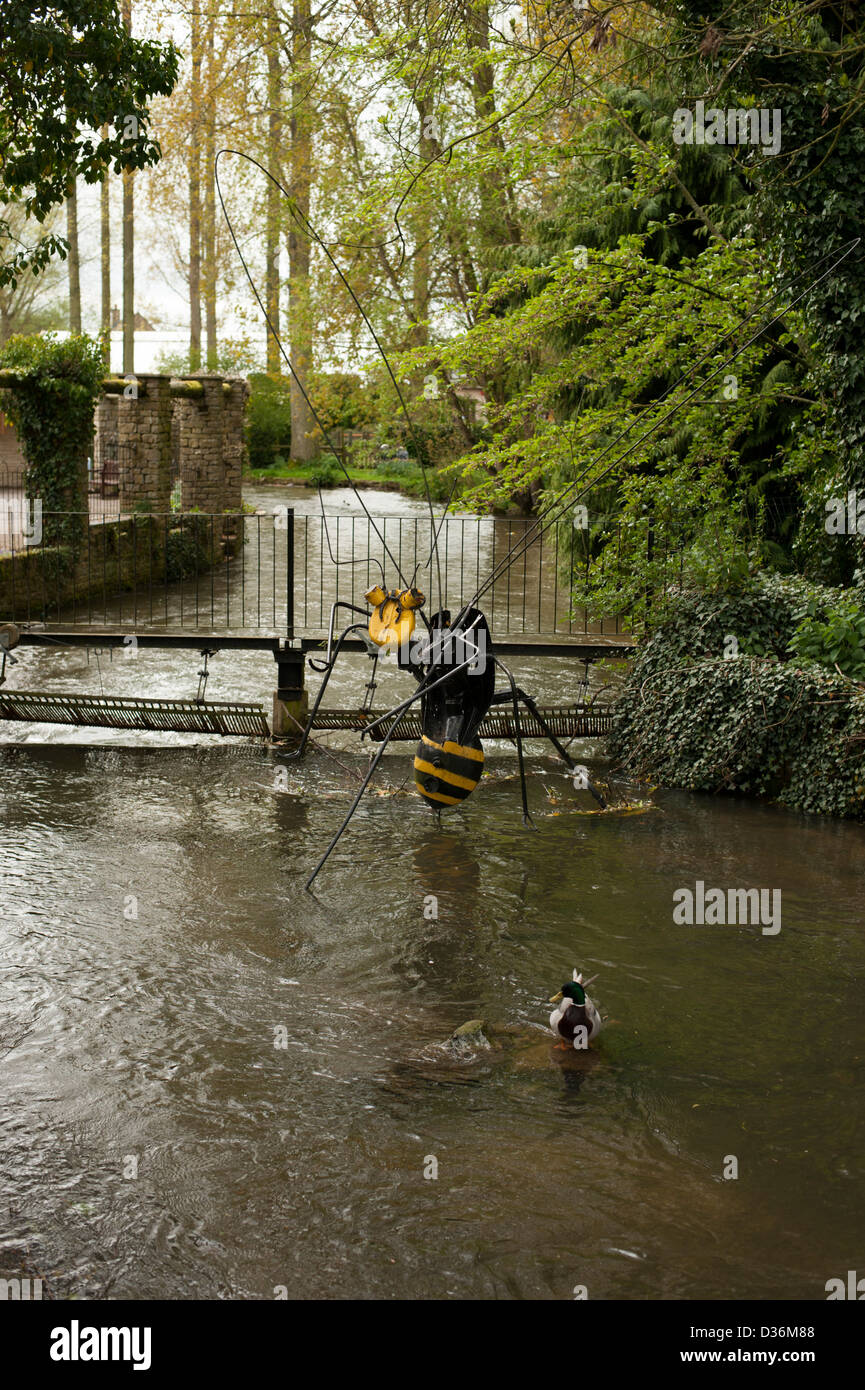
[310,704,616,741]
[0,692,613,740]
[0,691,270,737]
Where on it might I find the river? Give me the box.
[1,485,863,1300]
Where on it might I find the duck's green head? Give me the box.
[549,981,586,1006]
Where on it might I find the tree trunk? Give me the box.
[265,2,282,374]
[288,0,315,460]
[463,1,520,257]
[189,0,202,371]
[121,0,134,375]
[100,125,111,367]
[66,181,81,333]
[202,0,217,371]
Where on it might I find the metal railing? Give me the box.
[0,505,634,638]
[0,449,134,537]
[292,510,627,637]
[0,510,293,633]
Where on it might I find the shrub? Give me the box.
[788,592,865,681]
[608,575,865,818]
[308,371,378,436]
[309,455,342,488]
[164,516,213,581]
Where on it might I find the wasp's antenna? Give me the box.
[215,148,417,600]
[317,486,385,587]
[216,148,444,620]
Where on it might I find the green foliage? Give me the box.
[404,230,820,525]
[309,455,343,488]
[665,4,865,495]
[0,332,105,546]
[375,454,413,479]
[245,373,292,470]
[788,593,865,681]
[0,1,178,287]
[609,576,865,818]
[309,371,378,437]
[378,389,472,473]
[164,517,213,583]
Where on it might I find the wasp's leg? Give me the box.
[513,688,607,810]
[286,616,370,760]
[309,601,371,673]
[305,705,409,891]
[492,658,535,830]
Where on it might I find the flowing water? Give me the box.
[1,486,863,1300]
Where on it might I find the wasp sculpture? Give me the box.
[291,572,607,889]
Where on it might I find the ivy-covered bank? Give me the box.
[608,577,865,819]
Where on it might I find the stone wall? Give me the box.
[176,375,226,513]
[96,373,248,515]
[2,373,249,518]
[221,378,249,511]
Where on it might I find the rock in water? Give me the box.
[450,1019,488,1041]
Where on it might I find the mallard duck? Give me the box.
[549,970,602,1049]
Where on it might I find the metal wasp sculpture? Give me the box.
[292,578,606,889]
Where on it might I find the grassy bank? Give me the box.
[245,459,444,499]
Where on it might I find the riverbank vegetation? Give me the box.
[608,577,865,819]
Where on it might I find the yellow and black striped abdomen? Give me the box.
[413,735,484,808]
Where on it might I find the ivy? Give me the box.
[0,333,105,547]
[609,576,865,819]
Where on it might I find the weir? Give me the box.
[0,690,271,737]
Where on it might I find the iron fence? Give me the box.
[292,510,628,637]
[0,505,628,638]
[1,498,804,639]
[0,510,293,633]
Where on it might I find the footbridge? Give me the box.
[0,507,634,740]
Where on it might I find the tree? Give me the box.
[265,0,283,374]
[0,206,65,344]
[202,0,218,368]
[66,182,81,332]
[287,0,316,460]
[0,0,178,287]
[121,0,135,373]
[189,0,203,369]
[100,125,111,366]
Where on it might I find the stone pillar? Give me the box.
[116,375,172,514]
[175,374,225,514]
[221,377,248,512]
[272,643,308,739]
